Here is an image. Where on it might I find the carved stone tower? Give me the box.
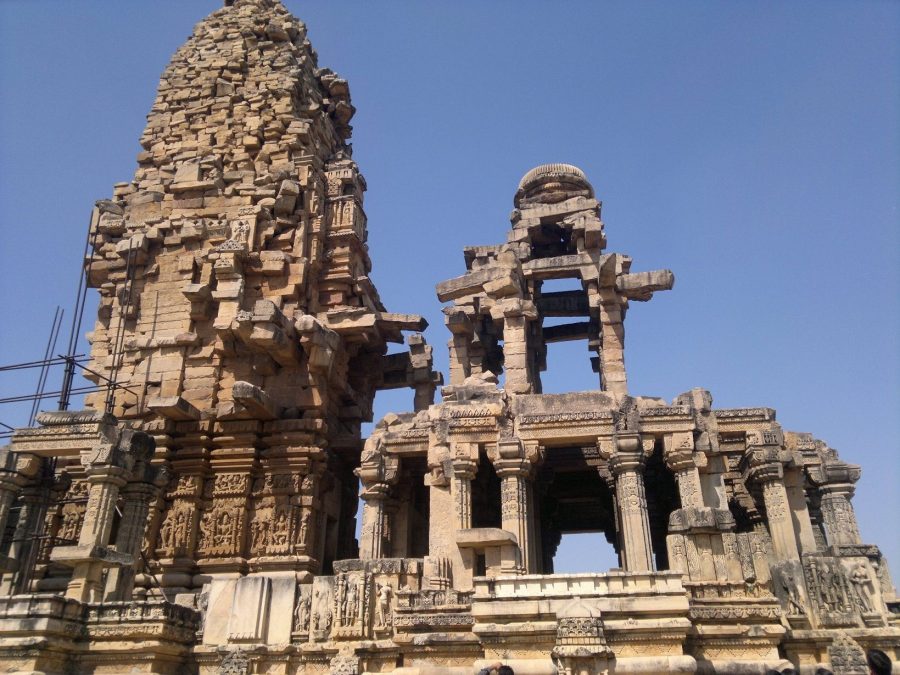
[0,3,896,675]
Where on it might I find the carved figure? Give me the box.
[849,563,874,613]
[377,583,393,627]
[294,587,311,632]
[778,568,805,615]
[299,509,311,545]
[345,579,358,626]
[229,219,250,243]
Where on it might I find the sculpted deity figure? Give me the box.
[779,568,805,615]
[377,584,393,628]
[159,514,175,550]
[273,511,288,546]
[299,509,311,545]
[849,563,874,613]
[229,219,250,243]
[345,580,358,625]
[294,587,311,631]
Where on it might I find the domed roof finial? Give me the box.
[514,163,594,208]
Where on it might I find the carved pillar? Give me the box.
[783,467,817,554]
[0,450,41,577]
[1,480,48,594]
[425,448,454,589]
[812,459,863,548]
[609,433,653,572]
[742,430,800,562]
[819,484,862,547]
[494,439,534,573]
[451,457,477,530]
[359,483,388,559]
[356,434,399,561]
[68,465,129,602]
[104,480,159,601]
[748,462,799,562]
[663,433,703,508]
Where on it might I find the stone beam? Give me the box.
[542,321,593,343]
[616,269,674,301]
[536,290,590,317]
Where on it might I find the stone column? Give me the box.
[495,459,530,573]
[496,300,538,395]
[609,433,654,572]
[741,431,801,562]
[444,308,473,385]
[663,433,703,509]
[358,483,388,559]
[66,465,129,602]
[0,450,41,578]
[819,483,862,547]
[451,457,477,530]
[783,467,818,554]
[747,461,800,562]
[1,482,49,595]
[104,480,158,601]
[50,427,152,603]
[425,456,455,589]
[597,290,627,396]
[493,439,537,573]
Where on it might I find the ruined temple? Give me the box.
[0,2,897,674]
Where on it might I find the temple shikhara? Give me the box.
[0,2,897,674]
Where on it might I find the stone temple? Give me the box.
[0,2,897,674]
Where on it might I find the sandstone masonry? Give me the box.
[0,2,896,674]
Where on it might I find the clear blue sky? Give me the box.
[1,1,897,571]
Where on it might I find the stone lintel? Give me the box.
[50,544,133,568]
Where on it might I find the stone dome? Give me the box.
[514,163,594,207]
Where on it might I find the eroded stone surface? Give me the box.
[0,2,897,674]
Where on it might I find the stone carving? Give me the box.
[376,583,393,628]
[293,585,312,634]
[0,3,895,674]
[848,562,874,614]
[219,649,249,675]
[827,633,868,675]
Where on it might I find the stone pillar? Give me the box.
[783,467,817,554]
[496,300,538,395]
[1,481,49,594]
[742,431,801,562]
[451,456,477,530]
[425,455,455,589]
[358,483,388,559]
[50,427,153,603]
[356,434,399,561]
[819,483,862,547]
[444,308,473,385]
[663,433,703,508]
[0,450,41,578]
[104,480,159,601]
[597,290,627,396]
[493,439,536,573]
[609,433,654,572]
[748,462,800,562]
[67,465,129,602]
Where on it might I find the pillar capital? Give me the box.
[452,457,477,480]
[360,482,390,501]
[494,457,531,478]
[663,432,696,472]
